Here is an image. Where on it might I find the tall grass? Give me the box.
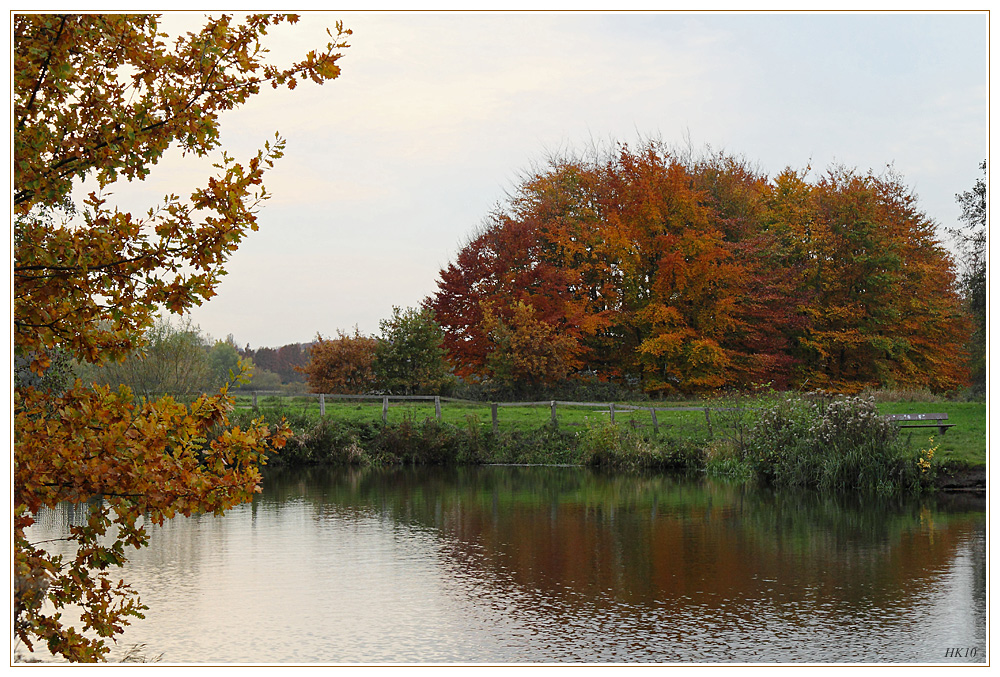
[580,422,703,471]
[860,387,943,403]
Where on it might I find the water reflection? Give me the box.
[23,465,986,664]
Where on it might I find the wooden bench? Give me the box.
[885,413,955,436]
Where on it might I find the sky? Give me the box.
[96,11,989,349]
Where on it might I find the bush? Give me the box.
[737,394,925,494]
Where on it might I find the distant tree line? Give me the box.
[73,317,273,397]
[239,342,310,388]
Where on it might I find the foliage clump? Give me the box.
[731,394,925,494]
[374,306,454,395]
[480,300,583,392]
[300,329,379,395]
[300,307,454,396]
[76,317,246,398]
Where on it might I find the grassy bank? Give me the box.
[233,393,985,466]
[232,407,704,471]
[230,393,984,495]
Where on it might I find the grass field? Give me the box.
[875,400,986,468]
[234,394,716,437]
[233,392,987,469]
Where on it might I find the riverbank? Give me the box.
[233,392,986,468]
[935,465,987,492]
[232,393,985,495]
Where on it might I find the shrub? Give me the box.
[373,306,454,395]
[300,329,378,395]
[737,394,924,494]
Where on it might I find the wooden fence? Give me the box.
[233,391,724,436]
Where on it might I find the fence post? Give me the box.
[551,400,558,427]
[382,396,389,425]
[491,403,498,433]
[319,393,325,417]
[434,396,441,422]
[649,408,659,436]
[252,391,258,410]
[704,407,713,437]
[609,402,616,425]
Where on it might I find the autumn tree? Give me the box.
[428,165,606,382]
[429,141,970,396]
[428,211,575,379]
[690,156,810,389]
[596,146,750,394]
[14,14,348,661]
[796,168,968,392]
[481,300,583,392]
[426,213,512,379]
[373,306,453,395]
[301,329,378,394]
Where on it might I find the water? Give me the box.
[20,465,987,664]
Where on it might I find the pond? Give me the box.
[21,465,987,664]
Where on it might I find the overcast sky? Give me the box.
[109,11,989,349]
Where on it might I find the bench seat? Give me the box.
[885,413,954,436]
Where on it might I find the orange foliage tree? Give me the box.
[14,14,349,661]
[794,168,969,392]
[428,141,970,396]
[480,301,584,390]
[597,146,749,393]
[300,330,378,394]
